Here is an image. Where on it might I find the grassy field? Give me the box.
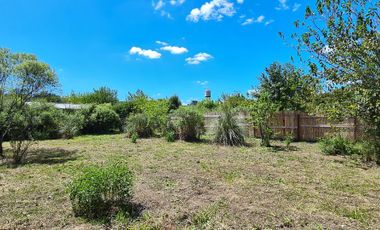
[0,134,379,229]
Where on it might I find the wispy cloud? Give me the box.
[196,80,209,86]
[236,0,244,4]
[160,46,188,54]
[187,0,236,22]
[265,19,275,26]
[292,3,301,12]
[242,15,265,26]
[156,41,168,46]
[275,0,289,10]
[186,53,213,65]
[129,47,161,59]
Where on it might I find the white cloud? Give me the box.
[170,0,185,6]
[265,19,275,26]
[275,0,289,10]
[236,0,244,4]
[156,41,168,46]
[129,47,162,59]
[242,15,265,26]
[196,80,209,86]
[292,3,301,12]
[187,0,236,22]
[186,53,213,65]
[153,0,165,10]
[242,18,253,26]
[161,46,188,54]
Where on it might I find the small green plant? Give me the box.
[171,108,205,142]
[125,113,153,138]
[165,131,176,142]
[214,106,245,146]
[319,134,358,156]
[131,132,138,144]
[59,112,85,139]
[284,133,294,149]
[67,162,133,220]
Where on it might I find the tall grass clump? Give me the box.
[319,134,358,156]
[172,108,205,141]
[125,113,153,138]
[67,162,133,220]
[214,107,245,146]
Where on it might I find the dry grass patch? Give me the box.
[0,134,379,229]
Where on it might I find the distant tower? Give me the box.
[205,89,211,100]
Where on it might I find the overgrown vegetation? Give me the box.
[171,108,205,141]
[125,113,153,138]
[67,162,133,220]
[214,106,245,146]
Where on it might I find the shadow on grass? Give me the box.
[269,145,300,152]
[26,148,78,165]
[81,202,145,226]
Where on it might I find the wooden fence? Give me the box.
[204,111,363,142]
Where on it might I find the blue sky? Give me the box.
[0,0,312,103]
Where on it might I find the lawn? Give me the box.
[0,134,379,229]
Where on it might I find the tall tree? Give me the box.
[0,48,58,157]
[287,0,379,140]
[257,62,320,112]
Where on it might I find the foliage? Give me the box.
[288,0,380,149]
[59,112,85,139]
[66,87,118,105]
[125,113,153,138]
[219,93,251,109]
[112,101,138,122]
[31,91,63,103]
[257,62,320,112]
[319,134,358,156]
[361,141,380,165]
[214,106,245,146]
[168,95,182,111]
[250,91,278,147]
[284,133,294,149]
[0,48,58,158]
[82,104,121,134]
[196,99,219,111]
[130,132,138,144]
[28,103,63,140]
[165,131,176,143]
[7,109,35,164]
[68,162,133,219]
[172,108,205,141]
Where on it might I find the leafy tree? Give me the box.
[288,0,380,141]
[257,62,320,112]
[168,95,182,111]
[82,104,121,134]
[0,48,58,158]
[219,93,251,109]
[250,91,278,147]
[66,87,118,105]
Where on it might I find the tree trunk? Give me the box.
[0,139,3,159]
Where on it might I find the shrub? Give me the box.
[125,113,153,138]
[112,101,138,122]
[214,107,245,146]
[59,112,85,139]
[165,131,176,142]
[82,104,121,134]
[284,133,294,149]
[172,108,205,141]
[130,132,138,144]
[361,141,380,164]
[168,95,181,111]
[319,134,358,156]
[68,162,133,219]
[28,103,63,140]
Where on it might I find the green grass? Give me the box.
[0,134,379,229]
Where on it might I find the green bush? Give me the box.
[82,104,121,134]
[112,101,138,122]
[165,131,176,142]
[361,141,380,164]
[130,132,138,144]
[59,112,85,139]
[172,108,205,141]
[214,107,245,146]
[319,134,358,156]
[125,113,153,138]
[68,163,133,219]
[28,103,63,140]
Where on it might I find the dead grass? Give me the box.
[0,134,379,229]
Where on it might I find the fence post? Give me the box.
[296,113,301,141]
